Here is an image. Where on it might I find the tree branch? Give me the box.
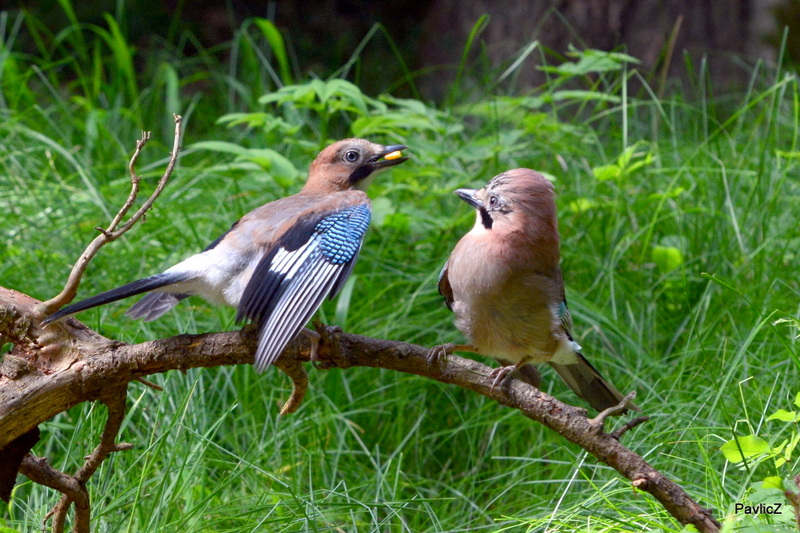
[0,288,720,532]
[15,387,131,533]
[36,115,183,316]
[2,121,183,532]
[18,455,87,533]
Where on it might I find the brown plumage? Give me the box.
[437,168,639,413]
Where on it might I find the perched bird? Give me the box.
[435,168,639,413]
[43,138,408,372]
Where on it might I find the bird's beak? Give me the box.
[455,188,483,209]
[371,144,409,169]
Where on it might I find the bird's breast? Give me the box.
[446,235,564,364]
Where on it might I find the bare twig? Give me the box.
[75,387,129,482]
[135,377,163,391]
[18,456,87,533]
[19,388,131,533]
[11,119,182,530]
[610,415,651,440]
[589,390,638,430]
[36,115,183,316]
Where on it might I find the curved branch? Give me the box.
[0,288,720,532]
[36,115,183,316]
[18,387,131,533]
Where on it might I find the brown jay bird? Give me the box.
[435,168,639,413]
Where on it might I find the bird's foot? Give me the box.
[301,328,322,368]
[426,343,474,365]
[427,343,453,365]
[310,322,344,369]
[488,365,517,390]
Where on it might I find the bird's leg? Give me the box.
[488,360,528,390]
[301,328,322,368]
[426,343,475,364]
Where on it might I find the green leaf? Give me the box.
[217,112,270,128]
[190,140,252,157]
[550,90,622,104]
[646,187,685,201]
[334,275,357,328]
[323,79,368,115]
[653,245,684,273]
[370,196,395,228]
[767,409,799,422]
[190,142,298,178]
[776,149,800,159]
[592,164,620,181]
[567,197,600,213]
[539,46,639,77]
[700,273,746,298]
[762,476,785,490]
[351,113,439,137]
[253,18,291,85]
[243,148,298,178]
[720,435,771,463]
[102,14,137,102]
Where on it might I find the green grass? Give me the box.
[2,7,800,533]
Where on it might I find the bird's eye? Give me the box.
[344,150,359,163]
[489,195,499,207]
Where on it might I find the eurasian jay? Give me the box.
[42,138,408,372]
[435,168,639,413]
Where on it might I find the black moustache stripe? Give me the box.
[348,165,373,184]
[479,208,493,229]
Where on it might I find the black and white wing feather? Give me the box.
[237,203,371,371]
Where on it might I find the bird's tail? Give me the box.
[126,292,189,321]
[41,272,190,326]
[549,354,640,413]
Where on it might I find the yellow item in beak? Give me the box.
[384,150,403,160]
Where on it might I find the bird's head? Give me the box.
[455,168,557,235]
[304,138,408,193]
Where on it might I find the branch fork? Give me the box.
[7,116,183,532]
[36,116,182,318]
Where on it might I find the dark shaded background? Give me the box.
[11,0,800,98]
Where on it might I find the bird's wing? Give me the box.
[557,299,574,335]
[237,203,371,371]
[437,261,454,310]
[202,219,241,252]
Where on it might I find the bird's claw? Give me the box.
[488,365,516,390]
[301,328,322,368]
[426,343,454,365]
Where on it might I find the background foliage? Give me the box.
[1,6,799,532]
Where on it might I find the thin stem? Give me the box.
[36,115,183,316]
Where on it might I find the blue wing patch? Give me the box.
[316,205,371,264]
[238,203,372,371]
